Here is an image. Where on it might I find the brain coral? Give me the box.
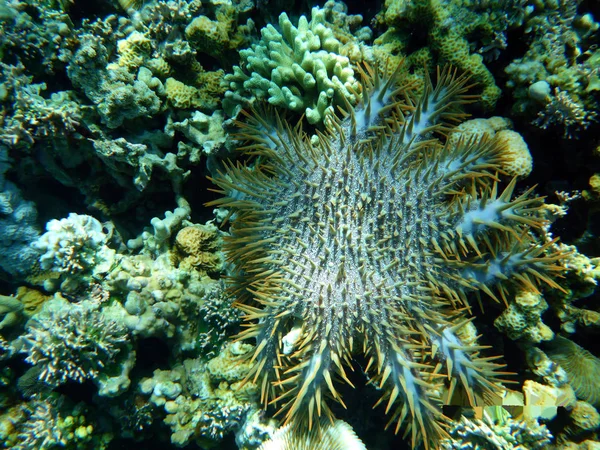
[209,65,566,448]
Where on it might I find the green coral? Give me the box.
[224,6,360,124]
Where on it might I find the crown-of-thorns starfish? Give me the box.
[208,64,566,449]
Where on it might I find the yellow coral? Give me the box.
[114,31,152,70]
[207,342,255,383]
[164,78,202,109]
[146,57,172,78]
[449,117,532,178]
[185,16,229,60]
[587,173,600,199]
[15,286,51,317]
[494,130,533,178]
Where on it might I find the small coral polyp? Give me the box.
[209,65,566,449]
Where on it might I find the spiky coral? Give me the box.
[209,65,566,448]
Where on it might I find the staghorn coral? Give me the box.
[209,64,568,449]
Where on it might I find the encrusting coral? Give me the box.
[209,63,568,448]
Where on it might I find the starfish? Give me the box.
[208,65,565,448]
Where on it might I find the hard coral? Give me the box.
[19,297,132,392]
[209,64,567,448]
[545,336,600,407]
[440,409,552,449]
[224,7,360,124]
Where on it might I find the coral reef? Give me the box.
[140,342,259,447]
[0,395,110,450]
[494,290,554,343]
[375,0,513,109]
[0,0,597,449]
[209,64,567,448]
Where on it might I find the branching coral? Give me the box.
[0,395,106,450]
[224,7,360,124]
[209,64,568,448]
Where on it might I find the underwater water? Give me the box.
[0,0,599,449]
